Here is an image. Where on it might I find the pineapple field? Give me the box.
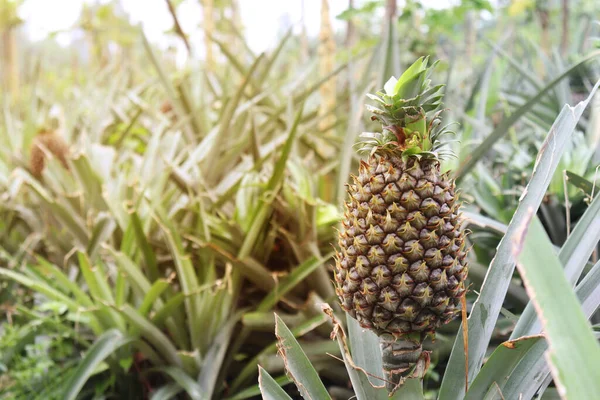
[1,0,600,399]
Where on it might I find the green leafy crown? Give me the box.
[359,56,455,159]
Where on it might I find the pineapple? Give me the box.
[30,128,70,177]
[334,57,468,390]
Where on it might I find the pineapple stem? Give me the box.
[379,334,429,394]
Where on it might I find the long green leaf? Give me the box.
[158,211,201,349]
[566,171,596,196]
[500,259,600,399]
[78,252,125,331]
[336,308,415,400]
[346,315,387,399]
[156,367,206,400]
[232,376,291,400]
[273,314,332,400]
[463,211,508,234]
[577,260,600,317]
[109,247,152,294]
[231,313,327,391]
[198,314,240,399]
[512,192,600,338]
[340,314,387,400]
[114,271,128,306]
[149,383,183,400]
[64,329,132,400]
[138,279,171,316]
[83,254,120,308]
[258,366,293,400]
[151,292,185,326]
[439,80,600,399]
[465,335,544,399]
[86,213,116,259]
[117,304,183,368]
[512,217,600,399]
[77,252,112,303]
[337,85,371,205]
[130,211,159,283]
[379,12,398,89]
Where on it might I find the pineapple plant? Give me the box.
[258,64,600,400]
[335,57,467,391]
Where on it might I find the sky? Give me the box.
[17,0,457,54]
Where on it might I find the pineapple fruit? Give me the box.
[334,57,468,390]
[30,128,70,177]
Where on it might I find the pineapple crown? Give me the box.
[359,57,456,160]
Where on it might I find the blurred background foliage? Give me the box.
[0,0,599,399]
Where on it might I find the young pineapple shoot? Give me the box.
[334,57,468,392]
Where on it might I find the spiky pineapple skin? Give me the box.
[335,154,467,338]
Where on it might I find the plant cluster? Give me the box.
[0,1,599,400]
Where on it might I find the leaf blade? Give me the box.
[274,314,332,400]
[64,329,132,400]
[258,366,294,400]
[513,217,600,399]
